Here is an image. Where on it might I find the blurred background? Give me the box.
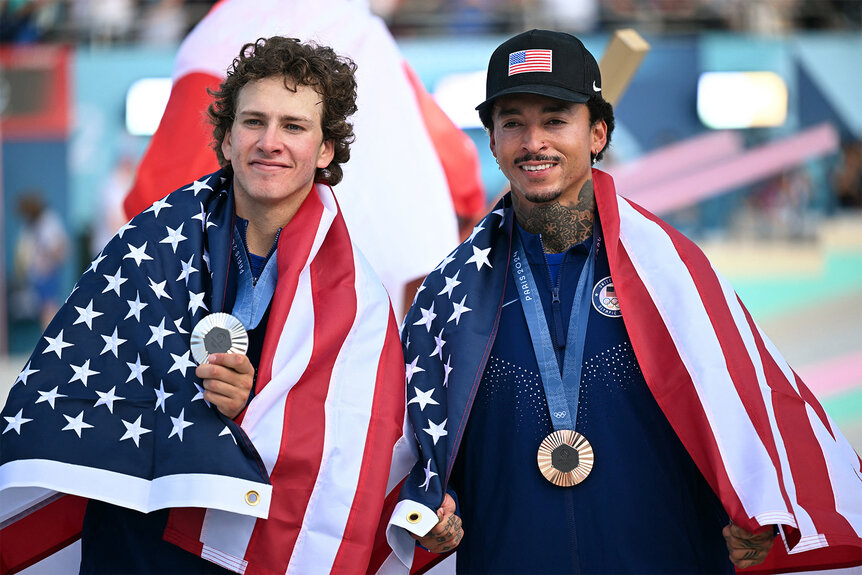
[1,0,860,454]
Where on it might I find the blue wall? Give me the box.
[70,46,177,234]
[3,140,71,353]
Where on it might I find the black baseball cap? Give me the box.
[476,29,602,111]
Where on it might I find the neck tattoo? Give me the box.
[513,180,596,254]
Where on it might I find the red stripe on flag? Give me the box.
[509,64,552,74]
[793,369,837,441]
[757,338,852,537]
[243,192,358,572]
[744,332,862,571]
[366,479,405,573]
[123,72,221,219]
[332,310,406,573]
[256,190,325,392]
[596,169,861,570]
[594,171,749,528]
[163,507,207,560]
[623,198,797,520]
[614,240,750,526]
[0,494,87,574]
[744,545,862,574]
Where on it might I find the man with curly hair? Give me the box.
[0,36,405,574]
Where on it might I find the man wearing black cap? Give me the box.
[386,29,862,574]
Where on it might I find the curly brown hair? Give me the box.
[207,36,358,185]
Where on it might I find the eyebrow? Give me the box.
[496,103,574,117]
[237,110,315,124]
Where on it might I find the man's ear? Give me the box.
[316,139,335,169]
[221,128,233,162]
[591,120,607,155]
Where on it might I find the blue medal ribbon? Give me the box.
[510,224,596,432]
[230,231,278,330]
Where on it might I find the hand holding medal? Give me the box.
[191,313,254,419]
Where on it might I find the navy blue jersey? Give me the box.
[450,224,732,574]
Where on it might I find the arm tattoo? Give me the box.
[512,180,596,254]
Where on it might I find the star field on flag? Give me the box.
[0,173,271,511]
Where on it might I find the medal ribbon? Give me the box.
[510,225,595,432]
[231,232,278,330]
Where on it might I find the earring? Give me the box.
[590,151,597,166]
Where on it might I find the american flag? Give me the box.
[383,169,862,572]
[1,170,407,574]
[508,49,553,76]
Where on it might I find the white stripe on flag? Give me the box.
[758,326,862,540]
[200,509,257,570]
[243,263,315,476]
[0,486,58,524]
[616,198,788,517]
[197,189,336,560]
[242,183,335,474]
[805,404,862,540]
[288,249,391,572]
[201,543,248,574]
[196,265,318,561]
[0,459,270,517]
[309,184,338,267]
[715,268,805,530]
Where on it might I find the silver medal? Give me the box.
[190,313,249,364]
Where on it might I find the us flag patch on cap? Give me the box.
[508,49,552,75]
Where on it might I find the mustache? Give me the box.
[514,153,561,165]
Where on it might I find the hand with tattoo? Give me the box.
[412,493,463,553]
[722,522,775,568]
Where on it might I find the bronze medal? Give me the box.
[190,313,249,364]
[537,430,594,486]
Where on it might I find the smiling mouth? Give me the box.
[520,163,554,172]
[252,161,289,170]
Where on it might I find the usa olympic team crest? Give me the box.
[592,276,621,318]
